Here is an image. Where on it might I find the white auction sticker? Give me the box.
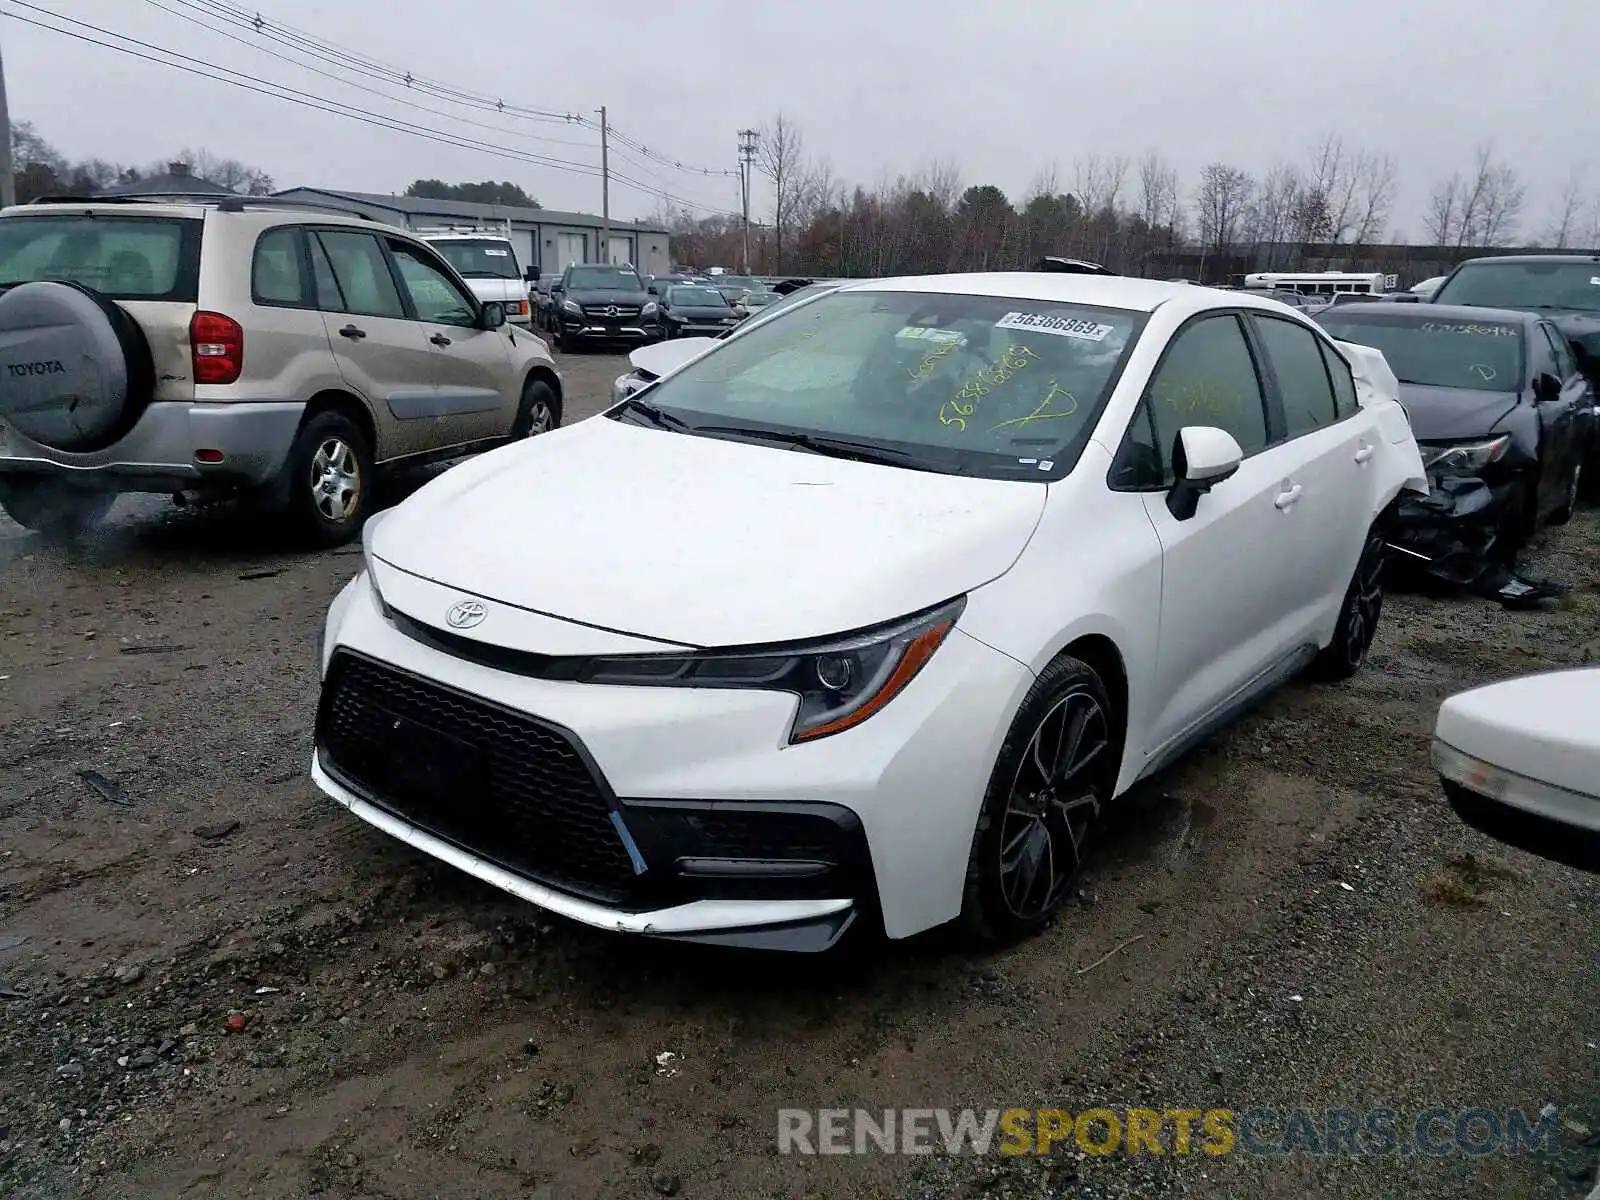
[995,312,1114,341]
[896,326,965,343]
[484,248,509,256]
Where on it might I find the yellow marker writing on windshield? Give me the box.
[940,344,1039,430]
[992,379,1078,430]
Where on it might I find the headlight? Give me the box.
[1420,435,1512,476]
[642,301,659,316]
[577,597,965,743]
[361,509,395,617]
[561,299,582,316]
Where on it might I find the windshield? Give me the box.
[1432,260,1600,313]
[431,239,521,280]
[568,265,643,290]
[0,214,199,300]
[669,286,727,306]
[1319,313,1524,392]
[626,288,1145,478]
[743,291,778,305]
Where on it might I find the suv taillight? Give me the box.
[190,311,244,385]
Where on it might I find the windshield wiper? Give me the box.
[688,424,938,469]
[614,395,691,431]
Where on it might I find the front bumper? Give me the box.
[668,319,740,337]
[312,571,1033,946]
[558,313,661,341]
[0,400,305,492]
[1388,473,1520,576]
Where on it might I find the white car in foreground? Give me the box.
[313,274,1426,951]
[1434,667,1600,874]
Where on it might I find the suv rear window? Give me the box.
[0,214,202,301]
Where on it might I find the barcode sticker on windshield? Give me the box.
[484,248,509,256]
[995,312,1114,341]
[1590,276,1600,285]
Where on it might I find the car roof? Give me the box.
[841,272,1287,316]
[1319,301,1539,326]
[1452,253,1600,267]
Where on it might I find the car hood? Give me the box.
[566,288,651,305]
[1396,384,1522,441]
[460,278,528,304]
[669,305,737,319]
[369,417,1048,648]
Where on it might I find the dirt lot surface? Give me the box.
[2,346,1598,1200]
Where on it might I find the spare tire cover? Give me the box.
[0,281,146,451]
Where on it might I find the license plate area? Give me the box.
[367,707,489,812]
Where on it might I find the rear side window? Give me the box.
[1252,314,1338,437]
[1318,340,1361,419]
[251,227,307,307]
[0,214,201,301]
[312,230,404,319]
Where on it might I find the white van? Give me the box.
[417,228,534,327]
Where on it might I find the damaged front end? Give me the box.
[1388,437,1566,608]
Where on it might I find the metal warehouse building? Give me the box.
[271,188,672,278]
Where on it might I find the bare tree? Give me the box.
[1246,163,1302,267]
[1424,174,1461,246]
[1347,152,1398,252]
[1193,163,1255,260]
[175,147,274,195]
[757,113,809,272]
[1476,157,1525,248]
[1072,153,1129,216]
[1135,151,1179,233]
[1541,165,1586,248]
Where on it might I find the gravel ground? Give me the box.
[1,346,1597,1199]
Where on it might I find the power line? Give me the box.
[186,0,734,179]
[137,0,596,150]
[2,4,733,215]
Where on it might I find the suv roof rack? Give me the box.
[19,193,372,220]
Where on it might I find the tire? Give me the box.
[0,282,155,451]
[960,654,1118,944]
[511,378,561,439]
[280,411,373,548]
[0,475,114,538]
[1548,460,1581,526]
[1309,525,1386,682]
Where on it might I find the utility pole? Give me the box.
[0,23,15,209]
[737,129,758,274]
[595,105,609,264]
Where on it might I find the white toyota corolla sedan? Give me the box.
[313,274,1426,952]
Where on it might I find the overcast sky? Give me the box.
[4,0,1595,238]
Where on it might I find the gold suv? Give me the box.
[0,196,563,545]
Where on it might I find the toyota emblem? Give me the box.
[606,305,619,317]
[445,600,487,629]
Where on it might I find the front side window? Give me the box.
[1432,260,1600,313]
[389,241,477,327]
[0,215,198,301]
[1316,312,1524,392]
[1145,314,1270,480]
[566,265,642,290]
[1542,324,1577,379]
[622,289,1147,479]
[1252,314,1338,437]
[430,239,521,280]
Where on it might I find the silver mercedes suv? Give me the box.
[0,196,562,545]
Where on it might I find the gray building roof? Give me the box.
[273,187,668,234]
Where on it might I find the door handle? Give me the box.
[1274,483,1303,510]
[1354,442,1375,464]
[338,325,366,340]
[430,333,452,347]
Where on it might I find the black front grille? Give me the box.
[316,651,638,901]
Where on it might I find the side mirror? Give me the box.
[1166,426,1243,520]
[1534,372,1563,402]
[524,266,539,282]
[480,301,507,330]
